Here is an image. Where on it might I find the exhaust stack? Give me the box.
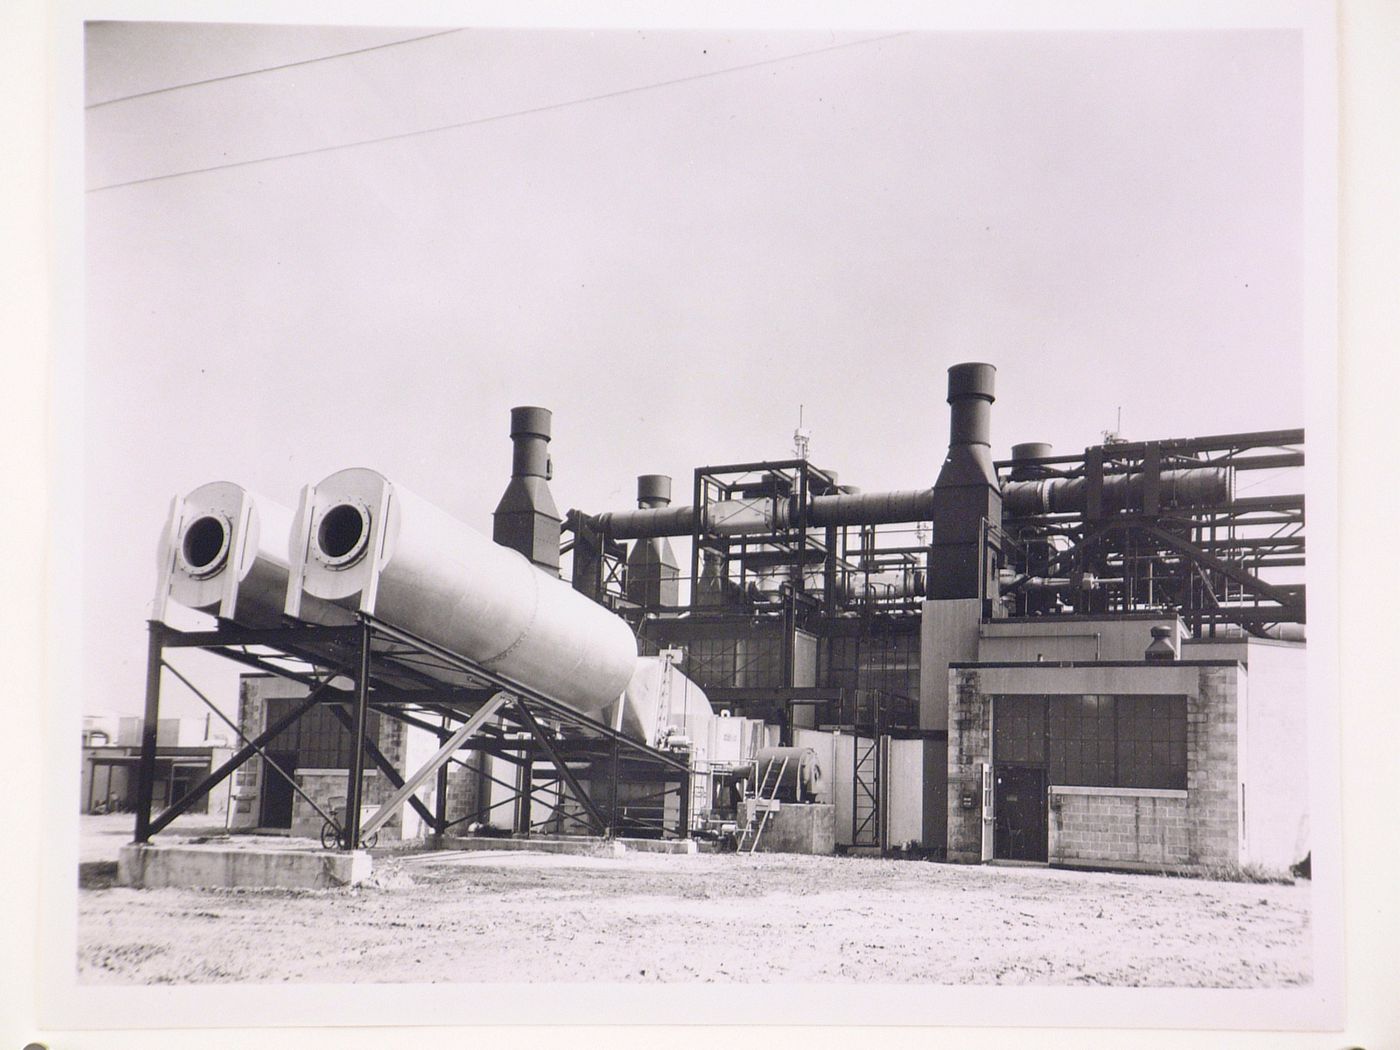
[625,475,682,607]
[929,362,1002,602]
[493,406,562,575]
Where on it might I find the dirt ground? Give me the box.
[77,815,1310,986]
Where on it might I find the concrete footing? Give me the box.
[435,834,697,856]
[118,842,371,889]
[741,801,837,854]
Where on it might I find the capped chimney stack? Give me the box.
[493,406,562,575]
[929,362,1002,603]
[626,474,681,607]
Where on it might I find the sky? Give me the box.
[80,22,1306,720]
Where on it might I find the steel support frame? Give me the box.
[131,614,694,850]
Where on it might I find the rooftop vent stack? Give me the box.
[625,474,681,607]
[1009,442,1054,481]
[1145,625,1178,663]
[929,362,1002,602]
[493,406,562,575]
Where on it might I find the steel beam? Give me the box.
[359,693,508,839]
[145,680,330,838]
[513,700,609,835]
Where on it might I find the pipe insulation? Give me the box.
[154,481,308,627]
[285,468,639,719]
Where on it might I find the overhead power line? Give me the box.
[87,31,910,193]
[86,29,465,108]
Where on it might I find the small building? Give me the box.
[81,715,234,818]
[942,614,1307,873]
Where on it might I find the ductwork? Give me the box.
[625,474,681,606]
[929,362,1001,601]
[1002,466,1232,517]
[286,467,638,719]
[493,406,562,575]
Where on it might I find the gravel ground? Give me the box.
[77,817,1311,987]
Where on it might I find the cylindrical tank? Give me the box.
[737,746,822,800]
[154,481,298,627]
[286,468,639,719]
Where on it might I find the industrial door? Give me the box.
[993,765,1047,862]
[259,751,297,829]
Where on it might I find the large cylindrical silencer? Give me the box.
[637,474,672,508]
[947,362,996,447]
[287,468,639,719]
[1010,442,1054,481]
[509,406,552,478]
[154,482,300,627]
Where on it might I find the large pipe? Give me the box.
[286,468,638,719]
[154,482,304,627]
[1002,466,1232,517]
[493,406,562,575]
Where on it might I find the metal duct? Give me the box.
[493,406,562,575]
[286,468,639,719]
[625,475,681,606]
[808,488,933,527]
[929,362,1002,601]
[154,482,306,627]
[1002,466,1232,517]
[595,502,695,540]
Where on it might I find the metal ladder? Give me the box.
[736,756,788,854]
[652,649,678,747]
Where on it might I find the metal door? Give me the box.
[993,765,1047,861]
[259,751,297,828]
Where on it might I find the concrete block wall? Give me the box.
[1049,789,1189,868]
[229,677,267,829]
[945,669,991,862]
[1185,665,1242,868]
[290,769,398,840]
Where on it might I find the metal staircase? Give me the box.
[736,755,788,854]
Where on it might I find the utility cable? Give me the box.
[87,31,910,193]
[86,28,465,108]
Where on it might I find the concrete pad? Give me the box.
[617,837,698,855]
[437,834,627,857]
[118,842,371,889]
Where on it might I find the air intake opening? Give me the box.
[181,516,228,575]
[317,503,369,565]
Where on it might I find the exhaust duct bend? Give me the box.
[286,468,639,719]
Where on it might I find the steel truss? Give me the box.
[995,429,1305,636]
[133,614,692,850]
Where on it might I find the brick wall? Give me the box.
[945,668,991,862]
[1049,789,1189,867]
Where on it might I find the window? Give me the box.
[994,694,1187,791]
[1114,695,1187,789]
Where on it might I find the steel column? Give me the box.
[513,701,610,835]
[133,623,166,844]
[343,620,373,850]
